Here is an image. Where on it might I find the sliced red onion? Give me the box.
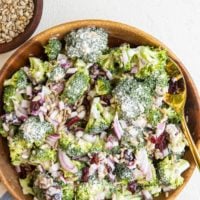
[156,122,166,137]
[105,135,119,150]
[83,134,97,143]
[15,107,28,121]
[51,82,65,94]
[113,113,124,140]
[57,54,72,69]
[135,149,152,181]
[142,190,153,200]
[58,149,78,174]
[131,66,138,74]
[46,134,60,147]
[108,173,116,182]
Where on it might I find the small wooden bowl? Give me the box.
[0,0,43,54]
[0,20,200,200]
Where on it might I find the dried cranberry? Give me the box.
[168,79,184,94]
[155,132,168,151]
[66,116,80,128]
[124,149,135,161]
[90,154,99,164]
[128,181,137,194]
[30,101,41,112]
[18,165,35,179]
[81,167,89,182]
[150,136,156,144]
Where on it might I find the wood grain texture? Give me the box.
[0,0,43,54]
[0,20,199,200]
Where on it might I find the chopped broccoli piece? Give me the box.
[20,117,53,145]
[19,175,34,195]
[165,107,181,124]
[133,46,167,79]
[3,86,23,112]
[113,78,153,119]
[48,65,66,82]
[112,190,142,200]
[4,69,28,90]
[85,97,115,134]
[59,134,92,157]
[44,38,62,60]
[61,68,90,104]
[61,183,75,200]
[0,119,8,137]
[29,57,49,84]
[157,156,190,190]
[8,135,32,166]
[95,77,111,95]
[147,108,163,127]
[76,179,113,200]
[114,163,133,182]
[65,27,108,63]
[99,44,136,73]
[29,145,56,169]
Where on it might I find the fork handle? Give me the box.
[181,117,200,170]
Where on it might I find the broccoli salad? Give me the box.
[0,27,190,200]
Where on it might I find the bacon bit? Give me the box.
[66,116,80,128]
[81,167,90,182]
[128,181,137,194]
[90,154,99,164]
[168,79,184,94]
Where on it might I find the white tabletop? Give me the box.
[0,0,199,199]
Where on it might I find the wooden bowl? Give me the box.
[0,0,43,54]
[0,20,199,200]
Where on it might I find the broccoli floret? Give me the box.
[59,134,92,157]
[76,179,113,200]
[133,46,167,79]
[61,68,90,104]
[147,108,163,127]
[29,57,49,84]
[165,107,181,124]
[48,65,66,82]
[19,175,34,195]
[20,117,53,146]
[3,86,23,112]
[8,135,32,166]
[44,38,62,60]
[99,44,136,73]
[113,78,153,119]
[85,97,115,134]
[4,69,28,90]
[157,156,190,190]
[95,77,111,95]
[114,163,133,182]
[61,183,75,200]
[29,145,56,169]
[65,27,108,63]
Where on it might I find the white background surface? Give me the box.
[0,0,199,199]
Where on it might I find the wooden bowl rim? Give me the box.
[0,19,200,200]
[0,0,43,54]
